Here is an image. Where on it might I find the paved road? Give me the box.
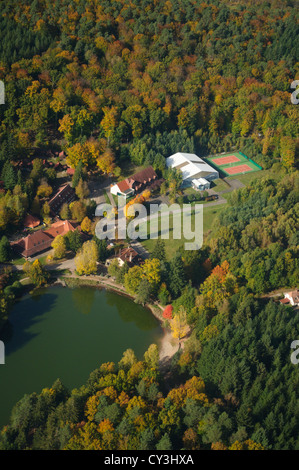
[130,240,150,259]
[1,258,76,273]
[220,177,245,193]
[88,176,116,206]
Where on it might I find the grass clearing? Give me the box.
[228,168,273,186]
[210,178,230,192]
[11,257,26,266]
[140,203,225,259]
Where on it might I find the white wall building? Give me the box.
[192,177,210,191]
[285,290,299,306]
[166,152,219,189]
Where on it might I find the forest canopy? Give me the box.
[0,0,298,173]
[0,0,298,452]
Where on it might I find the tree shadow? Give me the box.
[0,292,57,357]
[71,286,96,315]
[105,289,161,331]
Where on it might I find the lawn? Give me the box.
[210,178,230,192]
[140,203,226,260]
[11,256,26,266]
[104,190,111,205]
[183,187,200,197]
[16,255,48,265]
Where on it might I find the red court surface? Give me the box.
[225,164,253,175]
[211,155,240,165]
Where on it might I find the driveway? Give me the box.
[221,177,245,192]
[130,240,150,259]
[89,176,116,207]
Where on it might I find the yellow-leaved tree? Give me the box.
[80,216,92,234]
[23,259,48,287]
[171,306,189,342]
[75,240,99,275]
[100,106,118,144]
[51,234,67,259]
[142,258,161,285]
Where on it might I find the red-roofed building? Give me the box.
[11,220,78,258]
[105,246,143,268]
[280,289,299,306]
[67,167,75,176]
[45,220,77,238]
[280,298,290,305]
[110,166,158,197]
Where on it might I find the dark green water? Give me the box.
[0,286,164,427]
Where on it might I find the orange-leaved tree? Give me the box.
[163,305,173,320]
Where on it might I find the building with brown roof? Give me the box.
[48,183,75,216]
[280,290,299,306]
[23,214,41,229]
[11,220,77,258]
[110,166,158,197]
[67,167,75,176]
[105,246,143,268]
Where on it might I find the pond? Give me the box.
[0,286,164,427]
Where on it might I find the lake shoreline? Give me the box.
[0,284,166,429]
[2,273,179,364]
[59,275,179,363]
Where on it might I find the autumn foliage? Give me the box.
[162,304,173,320]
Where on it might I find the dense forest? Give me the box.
[207,175,299,294]
[0,297,298,450]
[0,0,298,237]
[0,0,298,173]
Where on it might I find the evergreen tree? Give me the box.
[135,278,152,305]
[151,239,166,262]
[115,261,129,284]
[156,433,172,451]
[17,170,22,188]
[1,162,16,190]
[65,229,83,254]
[93,238,108,262]
[0,236,12,262]
[72,161,83,188]
[60,203,71,220]
[169,253,187,298]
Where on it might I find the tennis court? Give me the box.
[225,164,254,175]
[205,151,262,177]
[210,155,240,166]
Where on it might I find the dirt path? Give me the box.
[159,330,179,362]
